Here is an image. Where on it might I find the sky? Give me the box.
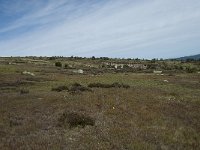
[0,0,200,59]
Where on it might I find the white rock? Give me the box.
[153,70,162,74]
[22,71,35,76]
[73,69,84,74]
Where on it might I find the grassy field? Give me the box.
[0,57,200,150]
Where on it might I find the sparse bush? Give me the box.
[52,86,68,92]
[58,112,95,128]
[20,88,29,94]
[55,62,62,67]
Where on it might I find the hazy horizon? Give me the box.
[0,0,200,58]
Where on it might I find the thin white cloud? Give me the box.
[0,0,200,58]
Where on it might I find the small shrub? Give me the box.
[52,86,68,92]
[55,62,62,67]
[64,64,70,69]
[20,88,29,94]
[58,112,95,128]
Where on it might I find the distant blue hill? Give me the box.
[174,54,200,60]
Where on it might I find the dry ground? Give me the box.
[0,59,200,150]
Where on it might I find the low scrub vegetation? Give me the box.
[52,83,92,93]
[68,83,92,94]
[88,82,130,89]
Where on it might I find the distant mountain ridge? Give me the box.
[175,54,200,60]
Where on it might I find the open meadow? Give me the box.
[0,57,200,150]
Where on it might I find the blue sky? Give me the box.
[0,0,200,58]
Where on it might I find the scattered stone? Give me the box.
[22,71,35,76]
[72,69,84,74]
[8,62,16,65]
